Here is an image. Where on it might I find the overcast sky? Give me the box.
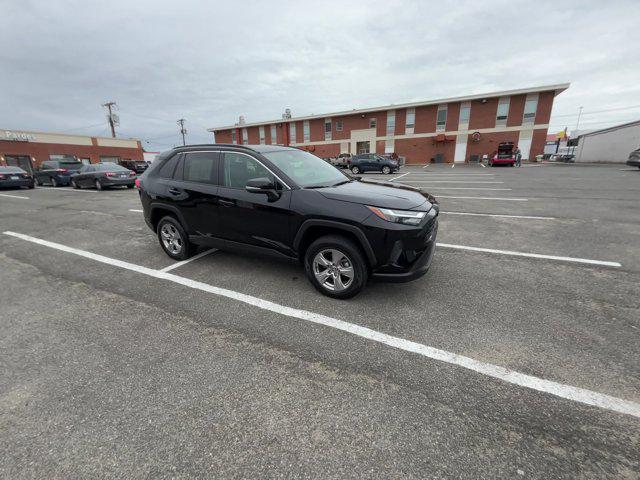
[1,0,639,150]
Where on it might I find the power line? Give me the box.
[61,122,108,133]
[551,104,640,118]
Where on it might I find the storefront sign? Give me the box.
[3,130,36,142]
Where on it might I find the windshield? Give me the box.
[60,162,83,170]
[262,150,348,188]
[0,166,26,173]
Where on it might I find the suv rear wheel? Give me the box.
[157,216,194,260]
[351,165,360,174]
[382,165,391,174]
[304,235,367,299]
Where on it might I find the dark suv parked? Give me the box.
[34,159,83,187]
[120,159,149,174]
[138,145,438,298]
[349,153,399,175]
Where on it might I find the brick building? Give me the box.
[209,84,569,164]
[0,129,144,173]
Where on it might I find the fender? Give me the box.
[148,203,189,232]
[293,219,377,267]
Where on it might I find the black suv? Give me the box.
[120,159,149,174]
[349,153,399,175]
[138,145,438,298]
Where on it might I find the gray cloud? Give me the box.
[1,0,638,150]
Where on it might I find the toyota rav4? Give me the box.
[137,145,438,299]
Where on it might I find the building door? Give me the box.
[518,129,533,160]
[356,141,370,154]
[454,134,468,163]
[4,155,34,174]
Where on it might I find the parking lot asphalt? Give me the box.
[1,163,639,478]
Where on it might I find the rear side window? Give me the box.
[183,152,218,184]
[157,154,181,178]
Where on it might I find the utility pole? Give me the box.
[102,102,117,138]
[574,106,583,132]
[177,118,187,146]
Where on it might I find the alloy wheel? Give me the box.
[312,248,354,292]
[382,166,391,174]
[160,223,183,255]
[351,166,360,174]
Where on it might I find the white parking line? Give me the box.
[129,209,143,213]
[394,173,495,177]
[159,248,217,272]
[436,196,528,201]
[480,163,486,168]
[422,164,429,168]
[3,230,638,419]
[402,181,504,184]
[437,242,621,267]
[34,187,97,193]
[389,172,410,182]
[0,192,29,200]
[442,211,555,220]
[429,188,512,191]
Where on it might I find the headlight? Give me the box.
[366,205,427,226]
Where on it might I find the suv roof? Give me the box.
[165,144,298,156]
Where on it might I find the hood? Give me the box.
[317,179,435,210]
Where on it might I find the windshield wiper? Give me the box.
[304,184,330,189]
[331,179,352,187]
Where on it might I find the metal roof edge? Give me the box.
[208,83,571,132]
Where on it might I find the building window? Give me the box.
[324,119,332,141]
[259,126,265,144]
[496,97,510,127]
[270,125,277,144]
[436,105,447,132]
[336,119,343,132]
[289,122,296,143]
[369,118,377,129]
[386,111,395,136]
[303,120,310,142]
[231,129,237,144]
[523,94,538,125]
[385,138,394,153]
[405,108,415,134]
[242,128,248,145]
[459,102,471,127]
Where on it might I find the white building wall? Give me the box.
[575,123,640,163]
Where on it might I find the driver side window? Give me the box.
[222,152,274,189]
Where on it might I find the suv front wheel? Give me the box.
[304,235,368,299]
[351,165,360,174]
[157,216,194,260]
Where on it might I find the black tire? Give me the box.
[95,179,103,191]
[351,166,360,174]
[71,179,79,189]
[51,177,59,187]
[35,177,42,186]
[304,234,368,299]
[382,165,391,174]
[28,182,35,189]
[157,216,194,260]
[488,160,494,167]
[127,184,134,189]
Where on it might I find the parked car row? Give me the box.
[1,160,138,191]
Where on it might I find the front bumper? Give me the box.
[367,208,439,283]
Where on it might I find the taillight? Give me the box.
[129,171,136,176]
[22,174,31,178]
[134,178,141,188]
[0,174,5,179]
[56,168,68,173]
[105,172,116,177]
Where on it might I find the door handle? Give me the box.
[168,188,181,195]
[219,199,235,207]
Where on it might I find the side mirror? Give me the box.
[246,177,280,202]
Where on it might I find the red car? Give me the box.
[489,142,516,167]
